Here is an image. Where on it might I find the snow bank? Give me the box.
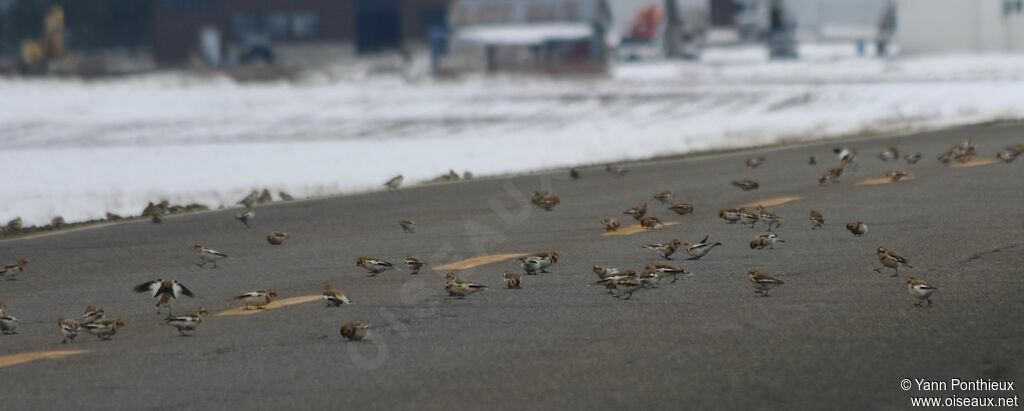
[3,44,1024,226]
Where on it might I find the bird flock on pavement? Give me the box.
[0,139,1019,343]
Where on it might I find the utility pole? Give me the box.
[663,0,682,58]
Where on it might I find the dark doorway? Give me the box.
[355,0,402,54]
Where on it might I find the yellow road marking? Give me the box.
[433,253,529,271]
[951,159,998,167]
[741,196,803,208]
[215,295,322,317]
[856,176,915,186]
[0,350,88,368]
[602,222,680,237]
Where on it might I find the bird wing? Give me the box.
[133,280,160,296]
[234,292,260,300]
[173,282,195,298]
[204,248,228,257]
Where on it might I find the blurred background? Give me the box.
[1,0,1023,229]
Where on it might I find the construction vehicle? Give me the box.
[19,6,65,74]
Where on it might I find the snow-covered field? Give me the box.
[3,43,1024,226]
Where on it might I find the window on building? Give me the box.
[264,12,291,38]
[291,11,320,38]
[230,13,259,37]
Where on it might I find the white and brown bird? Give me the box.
[503,271,522,289]
[534,195,561,211]
[886,170,910,182]
[445,277,486,299]
[193,242,228,268]
[356,257,398,276]
[809,210,825,229]
[755,205,782,231]
[907,277,937,307]
[404,256,425,274]
[878,146,899,162]
[569,168,581,179]
[748,269,784,297]
[609,270,644,300]
[81,318,125,341]
[0,258,29,281]
[732,179,760,191]
[738,208,759,228]
[592,265,622,280]
[0,301,17,334]
[166,308,208,336]
[644,263,689,283]
[750,233,784,249]
[652,191,674,204]
[519,256,544,275]
[834,147,859,169]
[719,208,742,224]
[266,232,289,245]
[322,283,351,307]
[57,318,80,343]
[601,218,620,232]
[846,221,868,236]
[638,269,661,288]
[235,206,255,228]
[904,153,922,164]
[996,145,1021,163]
[746,157,766,168]
[684,235,723,260]
[234,289,277,310]
[624,202,648,221]
[399,220,416,233]
[819,167,844,186]
[385,175,404,190]
[640,216,662,229]
[642,239,682,260]
[134,279,195,317]
[82,304,105,325]
[875,246,913,277]
[668,203,695,215]
[605,165,629,177]
[521,252,559,273]
[340,322,370,341]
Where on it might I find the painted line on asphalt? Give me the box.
[950,159,998,167]
[602,222,681,237]
[0,350,88,368]
[215,295,321,317]
[856,176,915,186]
[434,253,528,271]
[741,196,803,208]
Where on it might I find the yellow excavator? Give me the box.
[19,6,65,74]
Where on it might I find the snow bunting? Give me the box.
[819,167,843,186]
[133,279,195,316]
[385,175,404,190]
[340,322,370,341]
[746,157,766,168]
[997,146,1021,163]
[522,252,559,273]
[644,263,689,283]
[904,153,922,164]
[193,242,228,268]
[82,304,105,325]
[611,271,644,300]
[235,206,255,228]
[653,191,674,204]
[642,239,682,260]
[738,208,759,228]
[404,256,425,274]
[399,220,416,233]
[529,189,549,204]
[875,246,913,277]
[592,265,622,280]
[570,168,580,179]
[638,269,661,288]
[0,301,16,334]
[750,233,784,249]
[907,277,937,307]
[624,202,648,220]
[445,272,470,285]
[846,221,868,236]
[732,179,760,191]
[356,257,399,276]
[834,147,858,169]
[605,165,629,177]
[235,289,277,310]
[520,256,544,275]
[0,257,29,280]
[684,235,723,260]
[748,269,784,297]
[878,146,899,162]
[755,205,782,231]
[809,210,825,229]
[58,318,80,343]
[601,218,621,232]
[886,170,910,182]
[266,232,289,245]
[534,195,560,211]
[445,278,486,299]
[719,208,742,224]
[82,319,125,341]
[166,308,208,336]
[640,216,662,229]
[323,283,351,307]
[503,271,522,289]
[668,203,695,215]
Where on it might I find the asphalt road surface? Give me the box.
[1,123,1022,410]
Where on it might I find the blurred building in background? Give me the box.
[898,0,1024,54]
